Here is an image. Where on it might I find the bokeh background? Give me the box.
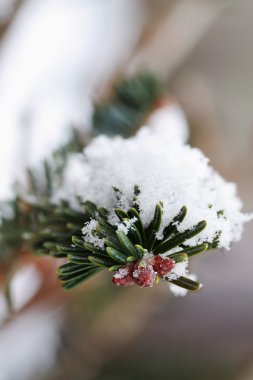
[0,1,253,379]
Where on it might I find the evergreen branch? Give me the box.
[93,72,163,137]
[0,73,222,296]
[0,129,84,265]
[14,187,218,291]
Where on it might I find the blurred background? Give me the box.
[0,0,253,379]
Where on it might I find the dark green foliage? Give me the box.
[145,203,163,251]
[168,276,201,292]
[0,179,218,291]
[44,189,219,290]
[1,185,212,292]
[93,73,163,137]
[153,221,207,254]
[0,129,83,264]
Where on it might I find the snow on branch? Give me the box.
[56,120,251,252]
[47,114,252,295]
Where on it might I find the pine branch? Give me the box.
[93,72,163,137]
[0,72,165,267]
[0,72,223,298]
[16,187,218,292]
[0,129,83,266]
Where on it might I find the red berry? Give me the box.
[132,261,156,288]
[153,255,175,277]
[112,264,134,287]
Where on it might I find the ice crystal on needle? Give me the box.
[82,219,104,249]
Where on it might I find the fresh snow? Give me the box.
[116,217,138,235]
[55,117,252,251]
[82,219,104,249]
[167,260,189,281]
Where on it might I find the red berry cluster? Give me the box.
[112,254,175,288]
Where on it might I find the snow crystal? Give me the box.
[54,121,252,251]
[155,231,164,241]
[114,267,129,279]
[117,217,137,235]
[167,260,189,281]
[82,219,104,249]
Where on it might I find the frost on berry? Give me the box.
[132,259,156,288]
[112,253,176,288]
[153,255,175,277]
[112,265,134,287]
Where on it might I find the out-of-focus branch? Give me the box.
[0,0,24,39]
[129,0,231,79]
